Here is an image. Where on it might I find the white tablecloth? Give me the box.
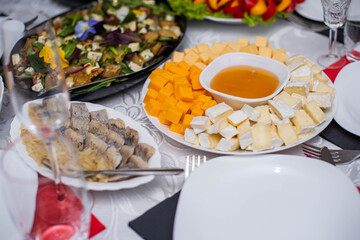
[0,1,348,239]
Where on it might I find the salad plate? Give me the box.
[204,16,243,24]
[141,62,337,155]
[9,0,186,101]
[334,62,360,137]
[173,155,360,240]
[10,101,161,191]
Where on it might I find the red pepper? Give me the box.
[243,0,258,11]
[223,0,245,18]
[262,0,277,21]
[283,0,297,12]
[295,0,305,3]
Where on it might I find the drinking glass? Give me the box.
[2,16,70,195]
[344,0,360,61]
[317,0,352,68]
[0,134,90,240]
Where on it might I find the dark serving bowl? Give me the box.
[10,0,187,101]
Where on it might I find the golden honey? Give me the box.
[210,65,279,99]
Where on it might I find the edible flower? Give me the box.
[39,45,69,69]
[75,20,99,41]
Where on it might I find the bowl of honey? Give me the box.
[200,52,290,109]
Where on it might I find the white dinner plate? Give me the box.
[295,0,323,22]
[204,16,243,24]
[173,155,360,240]
[10,101,161,191]
[141,62,337,155]
[334,62,360,137]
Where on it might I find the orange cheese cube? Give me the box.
[199,50,212,64]
[189,65,202,76]
[158,111,171,125]
[166,106,183,124]
[175,86,194,101]
[145,88,158,100]
[202,99,217,110]
[174,77,191,88]
[221,45,235,55]
[158,86,173,100]
[164,62,177,71]
[178,61,190,71]
[192,89,208,99]
[164,82,174,91]
[183,51,200,67]
[193,62,207,70]
[196,44,210,53]
[208,53,219,64]
[190,73,203,90]
[211,42,226,54]
[228,42,241,52]
[182,114,194,128]
[240,44,258,55]
[149,68,164,80]
[191,106,204,116]
[259,47,272,58]
[149,75,168,91]
[197,94,212,103]
[161,96,177,111]
[176,100,190,115]
[169,123,183,134]
[237,37,249,47]
[161,71,177,83]
[144,99,162,117]
[255,36,269,48]
[272,51,288,63]
[168,65,189,77]
[190,100,205,110]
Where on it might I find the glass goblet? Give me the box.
[317,0,352,68]
[0,133,90,240]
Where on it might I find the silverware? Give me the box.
[287,12,328,32]
[320,146,336,165]
[41,159,183,177]
[185,155,207,179]
[302,143,360,164]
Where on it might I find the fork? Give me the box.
[41,158,184,177]
[185,155,207,179]
[302,143,360,164]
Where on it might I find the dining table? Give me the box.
[0,0,358,239]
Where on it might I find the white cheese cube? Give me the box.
[268,100,295,120]
[198,133,221,149]
[216,138,240,152]
[128,42,140,52]
[87,51,103,63]
[276,122,298,145]
[12,53,21,65]
[241,104,260,122]
[290,110,316,134]
[190,116,211,134]
[220,125,239,139]
[207,117,228,134]
[291,93,307,105]
[274,91,302,110]
[291,65,312,82]
[304,100,326,124]
[184,128,199,145]
[284,80,309,96]
[227,110,248,126]
[255,105,271,125]
[312,81,335,97]
[298,130,316,140]
[270,125,283,148]
[270,113,281,125]
[307,92,332,109]
[205,102,233,123]
[238,131,253,150]
[285,54,306,65]
[25,67,35,75]
[116,6,130,22]
[287,61,304,72]
[250,124,273,151]
[128,61,143,72]
[140,49,154,62]
[313,73,329,83]
[32,82,44,92]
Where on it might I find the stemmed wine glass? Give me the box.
[1,14,90,240]
[317,0,352,68]
[1,134,90,239]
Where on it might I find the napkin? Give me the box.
[129,192,180,240]
[319,57,360,150]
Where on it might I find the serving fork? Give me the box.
[302,143,360,164]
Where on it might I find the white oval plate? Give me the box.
[204,16,243,24]
[295,0,323,22]
[173,155,360,240]
[334,62,360,137]
[10,101,161,191]
[141,62,337,155]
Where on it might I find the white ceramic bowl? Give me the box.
[199,52,290,109]
[0,76,4,113]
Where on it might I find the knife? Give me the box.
[320,146,336,166]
